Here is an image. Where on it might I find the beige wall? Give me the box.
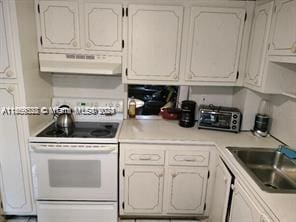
[52,74,125,99]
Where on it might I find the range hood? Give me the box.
[39,53,122,75]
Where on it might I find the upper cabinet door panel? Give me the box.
[84,3,122,51]
[185,7,245,82]
[245,1,274,87]
[270,0,296,56]
[38,0,80,49]
[127,4,183,81]
[0,0,15,79]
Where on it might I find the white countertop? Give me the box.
[119,119,296,222]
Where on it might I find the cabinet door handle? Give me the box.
[291,42,296,53]
[72,41,78,47]
[172,172,177,178]
[86,42,92,48]
[7,85,15,93]
[6,70,14,78]
[139,156,152,160]
[157,172,164,177]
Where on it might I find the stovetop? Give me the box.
[37,122,119,139]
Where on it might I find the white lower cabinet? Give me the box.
[120,144,212,218]
[0,84,33,214]
[166,167,208,214]
[208,157,232,222]
[229,182,274,222]
[124,166,164,214]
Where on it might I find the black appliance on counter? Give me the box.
[197,104,242,133]
[179,100,196,128]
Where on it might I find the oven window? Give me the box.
[48,160,101,188]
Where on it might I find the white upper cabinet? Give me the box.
[84,3,122,51]
[38,0,80,50]
[0,0,15,79]
[127,4,183,81]
[269,0,296,56]
[245,1,274,87]
[0,85,33,214]
[185,7,245,82]
[166,167,208,215]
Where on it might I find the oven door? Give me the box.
[30,143,118,201]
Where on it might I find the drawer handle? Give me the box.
[183,157,196,162]
[139,156,152,160]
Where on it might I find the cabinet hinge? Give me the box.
[244,12,247,22]
[122,7,125,17]
[203,203,207,211]
[122,40,125,49]
[37,4,40,13]
[125,8,128,17]
[122,169,125,177]
[122,202,125,209]
[207,171,210,179]
[236,71,239,79]
[125,68,128,76]
[268,43,271,50]
[40,36,43,46]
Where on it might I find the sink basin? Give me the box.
[227,147,296,193]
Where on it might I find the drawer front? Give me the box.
[124,145,165,165]
[37,201,117,222]
[168,150,209,166]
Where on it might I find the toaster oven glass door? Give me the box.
[200,113,232,129]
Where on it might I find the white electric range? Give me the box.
[29,97,124,222]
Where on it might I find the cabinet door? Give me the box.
[229,182,262,222]
[245,1,274,87]
[185,7,245,82]
[0,84,32,213]
[127,4,183,81]
[0,0,15,79]
[84,3,122,51]
[208,157,232,222]
[166,167,208,214]
[270,0,296,56]
[124,166,164,214]
[38,0,80,49]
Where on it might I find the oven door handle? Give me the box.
[30,144,117,154]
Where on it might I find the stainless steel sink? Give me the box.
[227,147,296,193]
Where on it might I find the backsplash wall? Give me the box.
[52,74,125,99]
[233,88,296,147]
[51,75,296,146]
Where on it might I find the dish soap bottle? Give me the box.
[128,97,136,118]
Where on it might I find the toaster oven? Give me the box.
[197,105,241,133]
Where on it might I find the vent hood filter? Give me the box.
[39,53,122,75]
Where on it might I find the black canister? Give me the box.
[179,100,196,128]
[253,114,270,137]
